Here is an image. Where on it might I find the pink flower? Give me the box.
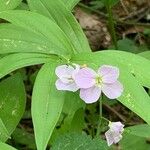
[105,121,124,146]
[74,65,123,103]
[55,65,79,92]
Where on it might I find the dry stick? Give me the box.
[120,0,129,15]
[103,103,126,122]
[78,3,150,28]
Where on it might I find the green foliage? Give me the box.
[125,124,150,138]
[0,73,26,141]
[0,53,52,79]
[62,0,81,10]
[32,63,65,150]
[0,119,9,142]
[27,0,91,53]
[0,0,22,11]
[139,51,150,60]
[120,133,150,150]
[52,132,108,150]
[0,10,74,57]
[0,142,16,150]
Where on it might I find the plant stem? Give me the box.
[106,5,118,49]
[96,96,103,137]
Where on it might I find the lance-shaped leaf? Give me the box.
[0,24,65,55]
[72,51,150,125]
[0,53,54,79]
[0,73,26,141]
[27,0,91,53]
[0,10,75,57]
[62,0,80,10]
[32,63,65,150]
[0,142,17,150]
[0,0,22,11]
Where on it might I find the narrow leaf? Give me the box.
[27,0,91,53]
[0,73,26,141]
[32,63,65,150]
[0,10,75,57]
[0,53,54,79]
[0,0,22,11]
[62,0,80,10]
[0,142,17,150]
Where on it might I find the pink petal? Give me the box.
[105,130,122,146]
[102,81,123,99]
[55,79,79,92]
[79,86,101,103]
[105,130,114,146]
[98,65,119,83]
[55,65,74,79]
[109,122,124,133]
[74,67,96,89]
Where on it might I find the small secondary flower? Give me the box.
[105,121,124,146]
[55,65,79,92]
[74,65,123,103]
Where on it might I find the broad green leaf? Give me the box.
[0,118,9,142]
[72,51,150,124]
[52,132,108,150]
[0,53,54,79]
[0,10,75,57]
[16,2,29,10]
[27,0,91,53]
[139,51,150,60]
[0,73,26,141]
[62,0,80,10]
[120,133,150,150]
[0,24,62,55]
[125,124,150,138]
[0,142,17,150]
[0,0,22,11]
[32,63,65,150]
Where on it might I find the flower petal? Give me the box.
[55,79,79,92]
[98,65,119,83]
[74,67,96,88]
[55,65,74,79]
[105,130,114,146]
[102,81,123,99]
[109,122,124,133]
[80,86,101,103]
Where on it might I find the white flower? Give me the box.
[105,121,124,146]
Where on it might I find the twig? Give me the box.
[103,103,126,122]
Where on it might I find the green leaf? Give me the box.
[32,63,65,150]
[52,132,108,150]
[0,142,17,150]
[125,124,150,138]
[0,24,60,55]
[120,133,150,150]
[0,73,26,141]
[0,0,22,11]
[62,0,80,10]
[0,53,53,79]
[0,10,74,57]
[139,51,150,60]
[27,0,91,53]
[72,51,150,124]
[0,118,9,142]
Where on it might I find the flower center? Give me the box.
[95,76,103,87]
